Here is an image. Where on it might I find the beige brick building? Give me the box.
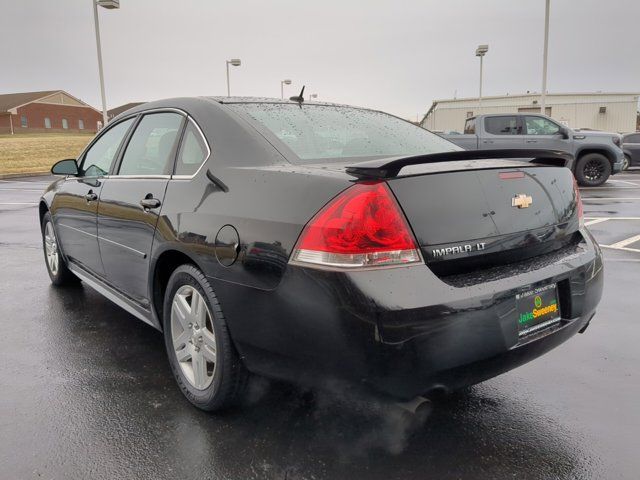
[421,92,639,134]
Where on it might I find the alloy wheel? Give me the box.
[44,222,59,276]
[171,285,217,390]
[584,159,605,182]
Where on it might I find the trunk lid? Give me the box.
[386,165,581,276]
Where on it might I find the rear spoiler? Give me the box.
[345,149,574,179]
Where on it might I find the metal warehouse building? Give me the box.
[421,92,639,134]
[0,90,103,134]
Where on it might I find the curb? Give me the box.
[0,171,50,179]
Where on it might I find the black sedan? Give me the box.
[622,132,640,169]
[40,96,603,411]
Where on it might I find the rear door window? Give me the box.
[525,116,561,135]
[117,112,184,176]
[174,121,208,176]
[464,118,476,134]
[624,133,640,143]
[80,118,135,177]
[484,116,520,135]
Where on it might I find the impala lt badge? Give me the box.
[431,242,486,258]
[512,193,533,209]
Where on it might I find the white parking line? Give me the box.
[609,234,640,249]
[585,217,640,220]
[585,218,610,227]
[582,186,640,190]
[600,244,640,253]
[608,179,640,186]
[583,216,640,255]
[0,202,38,205]
[582,197,640,201]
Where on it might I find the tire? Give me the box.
[41,211,79,286]
[163,264,248,411]
[575,153,611,187]
[622,155,630,171]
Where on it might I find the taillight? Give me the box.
[290,182,423,269]
[573,178,584,228]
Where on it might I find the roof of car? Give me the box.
[207,96,355,109]
[111,96,405,128]
[209,96,299,103]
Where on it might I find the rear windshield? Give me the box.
[226,103,459,163]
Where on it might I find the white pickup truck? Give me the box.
[442,113,625,186]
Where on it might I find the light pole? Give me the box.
[475,44,489,113]
[226,59,241,97]
[540,0,550,114]
[92,0,119,128]
[281,79,292,100]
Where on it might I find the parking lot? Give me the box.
[0,171,638,480]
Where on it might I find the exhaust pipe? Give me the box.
[395,395,432,419]
[579,313,596,334]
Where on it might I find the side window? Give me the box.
[21,115,27,127]
[485,116,520,135]
[44,117,51,129]
[117,112,183,176]
[62,118,69,130]
[174,121,208,176]
[525,116,560,135]
[80,118,134,177]
[464,118,476,134]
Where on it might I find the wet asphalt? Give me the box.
[0,171,639,480]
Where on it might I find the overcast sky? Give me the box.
[2,0,639,120]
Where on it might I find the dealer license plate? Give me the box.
[516,284,561,337]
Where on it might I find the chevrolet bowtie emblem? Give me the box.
[512,194,533,209]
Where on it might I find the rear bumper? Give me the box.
[213,231,604,400]
[397,309,596,397]
[371,306,599,399]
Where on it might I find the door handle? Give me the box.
[526,140,538,143]
[85,191,98,202]
[140,198,161,209]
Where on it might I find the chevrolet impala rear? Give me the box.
[221,101,604,401]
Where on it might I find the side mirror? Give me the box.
[51,159,79,176]
[558,127,570,140]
